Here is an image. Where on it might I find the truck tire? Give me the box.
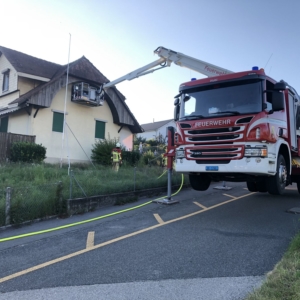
[189,174,211,191]
[297,180,300,194]
[257,179,268,193]
[246,181,257,192]
[267,154,287,195]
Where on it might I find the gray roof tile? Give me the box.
[141,119,173,131]
[0,46,61,79]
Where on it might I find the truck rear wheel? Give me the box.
[246,181,257,192]
[267,154,287,195]
[189,174,211,191]
[297,180,300,194]
[257,179,268,193]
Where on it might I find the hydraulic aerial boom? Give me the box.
[102,46,233,90]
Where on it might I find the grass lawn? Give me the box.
[0,162,184,226]
[246,232,300,299]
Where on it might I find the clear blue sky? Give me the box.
[1,0,300,124]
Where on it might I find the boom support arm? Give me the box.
[102,46,233,90]
[102,57,169,89]
[154,46,233,77]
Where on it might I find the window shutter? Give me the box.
[52,112,64,132]
[0,116,8,132]
[95,121,105,139]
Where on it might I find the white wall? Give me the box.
[120,126,133,150]
[0,55,18,97]
[156,120,176,139]
[30,85,134,163]
[18,76,42,95]
[8,110,31,134]
[0,90,20,108]
[0,55,20,109]
[3,78,135,163]
[137,120,176,142]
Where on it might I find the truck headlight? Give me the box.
[176,149,185,159]
[244,146,267,157]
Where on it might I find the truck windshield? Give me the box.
[179,79,263,120]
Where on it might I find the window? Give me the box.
[0,116,8,132]
[95,120,105,139]
[52,112,64,132]
[180,79,263,119]
[2,69,10,92]
[265,80,275,111]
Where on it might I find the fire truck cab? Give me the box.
[174,68,300,195]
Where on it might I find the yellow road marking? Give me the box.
[86,231,95,249]
[0,191,255,284]
[153,213,164,224]
[223,194,237,199]
[193,202,207,209]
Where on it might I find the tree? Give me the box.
[134,135,147,145]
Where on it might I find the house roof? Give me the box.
[0,46,61,79]
[0,106,21,116]
[8,55,113,106]
[0,46,125,100]
[141,119,174,131]
[0,45,143,133]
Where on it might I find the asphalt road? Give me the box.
[0,181,300,300]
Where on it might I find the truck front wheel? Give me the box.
[189,174,211,191]
[267,154,287,195]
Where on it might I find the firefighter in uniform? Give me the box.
[111,143,122,172]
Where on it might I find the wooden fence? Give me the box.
[0,132,36,161]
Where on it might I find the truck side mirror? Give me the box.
[274,81,286,91]
[174,105,180,121]
[174,98,180,121]
[167,126,175,146]
[272,91,285,111]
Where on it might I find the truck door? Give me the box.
[289,93,298,151]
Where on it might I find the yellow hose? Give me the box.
[292,159,300,166]
[0,174,184,243]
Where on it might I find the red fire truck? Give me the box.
[101,47,300,195]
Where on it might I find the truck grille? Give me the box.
[188,126,240,134]
[185,145,244,161]
[189,134,240,142]
[178,116,253,163]
[184,125,245,144]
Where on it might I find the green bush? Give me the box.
[143,150,155,165]
[91,138,126,165]
[9,142,46,163]
[122,151,141,166]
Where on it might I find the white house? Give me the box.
[138,119,176,142]
[0,46,143,163]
